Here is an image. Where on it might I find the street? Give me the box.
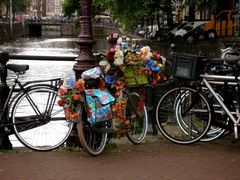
[0,135,240,180]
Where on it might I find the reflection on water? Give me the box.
[0,37,226,59]
[0,37,110,56]
[0,37,111,85]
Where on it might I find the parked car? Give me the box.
[183,23,206,43]
[151,22,188,41]
[169,22,188,38]
[174,21,207,42]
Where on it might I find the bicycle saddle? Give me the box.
[6,64,29,73]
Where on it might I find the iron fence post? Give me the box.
[0,51,12,150]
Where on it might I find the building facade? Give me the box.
[29,0,63,18]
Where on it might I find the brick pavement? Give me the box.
[0,134,240,180]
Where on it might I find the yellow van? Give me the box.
[204,10,240,39]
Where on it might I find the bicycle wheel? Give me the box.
[125,92,148,144]
[77,104,107,156]
[156,86,212,144]
[201,91,228,142]
[175,90,226,142]
[12,87,73,151]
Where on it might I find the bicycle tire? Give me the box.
[175,90,227,142]
[156,86,212,144]
[12,87,73,151]
[77,104,107,156]
[200,91,228,142]
[125,92,148,144]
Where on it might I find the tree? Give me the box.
[62,0,80,17]
[0,0,30,17]
[62,0,107,17]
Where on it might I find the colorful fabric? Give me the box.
[85,89,115,124]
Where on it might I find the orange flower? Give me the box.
[72,112,79,119]
[73,94,80,101]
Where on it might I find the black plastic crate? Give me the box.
[171,53,205,80]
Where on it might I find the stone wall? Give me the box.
[0,23,118,43]
[0,23,29,43]
[60,23,119,37]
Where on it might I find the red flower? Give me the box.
[58,99,66,107]
[77,85,85,92]
[107,50,115,62]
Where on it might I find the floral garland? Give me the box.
[58,79,85,121]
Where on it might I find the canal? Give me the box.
[0,37,226,84]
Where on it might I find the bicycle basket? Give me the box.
[171,53,206,80]
[120,65,149,87]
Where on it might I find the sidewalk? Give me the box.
[0,134,240,180]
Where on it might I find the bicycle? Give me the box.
[155,52,240,144]
[73,67,148,156]
[1,63,73,151]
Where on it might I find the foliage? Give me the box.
[62,0,108,17]
[62,0,80,17]
[61,0,219,31]
[13,0,30,13]
[0,0,30,15]
[92,0,108,16]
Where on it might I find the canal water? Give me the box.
[0,37,226,84]
[0,37,226,147]
[0,37,112,85]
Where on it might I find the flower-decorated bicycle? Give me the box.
[58,45,166,155]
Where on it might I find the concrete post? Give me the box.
[0,51,12,150]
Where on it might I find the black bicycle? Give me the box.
[1,63,73,151]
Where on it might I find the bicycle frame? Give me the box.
[0,73,62,128]
[200,74,240,138]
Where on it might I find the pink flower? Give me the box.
[101,94,107,101]
[59,87,67,96]
[115,91,120,97]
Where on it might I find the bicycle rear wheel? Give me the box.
[12,87,73,151]
[77,104,107,156]
[156,86,212,144]
[125,92,148,144]
[201,91,228,142]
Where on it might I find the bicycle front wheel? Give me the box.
[156,86,212,144]
[12,88,73,151]
[77,104,107,156]
[125,92,148,144]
